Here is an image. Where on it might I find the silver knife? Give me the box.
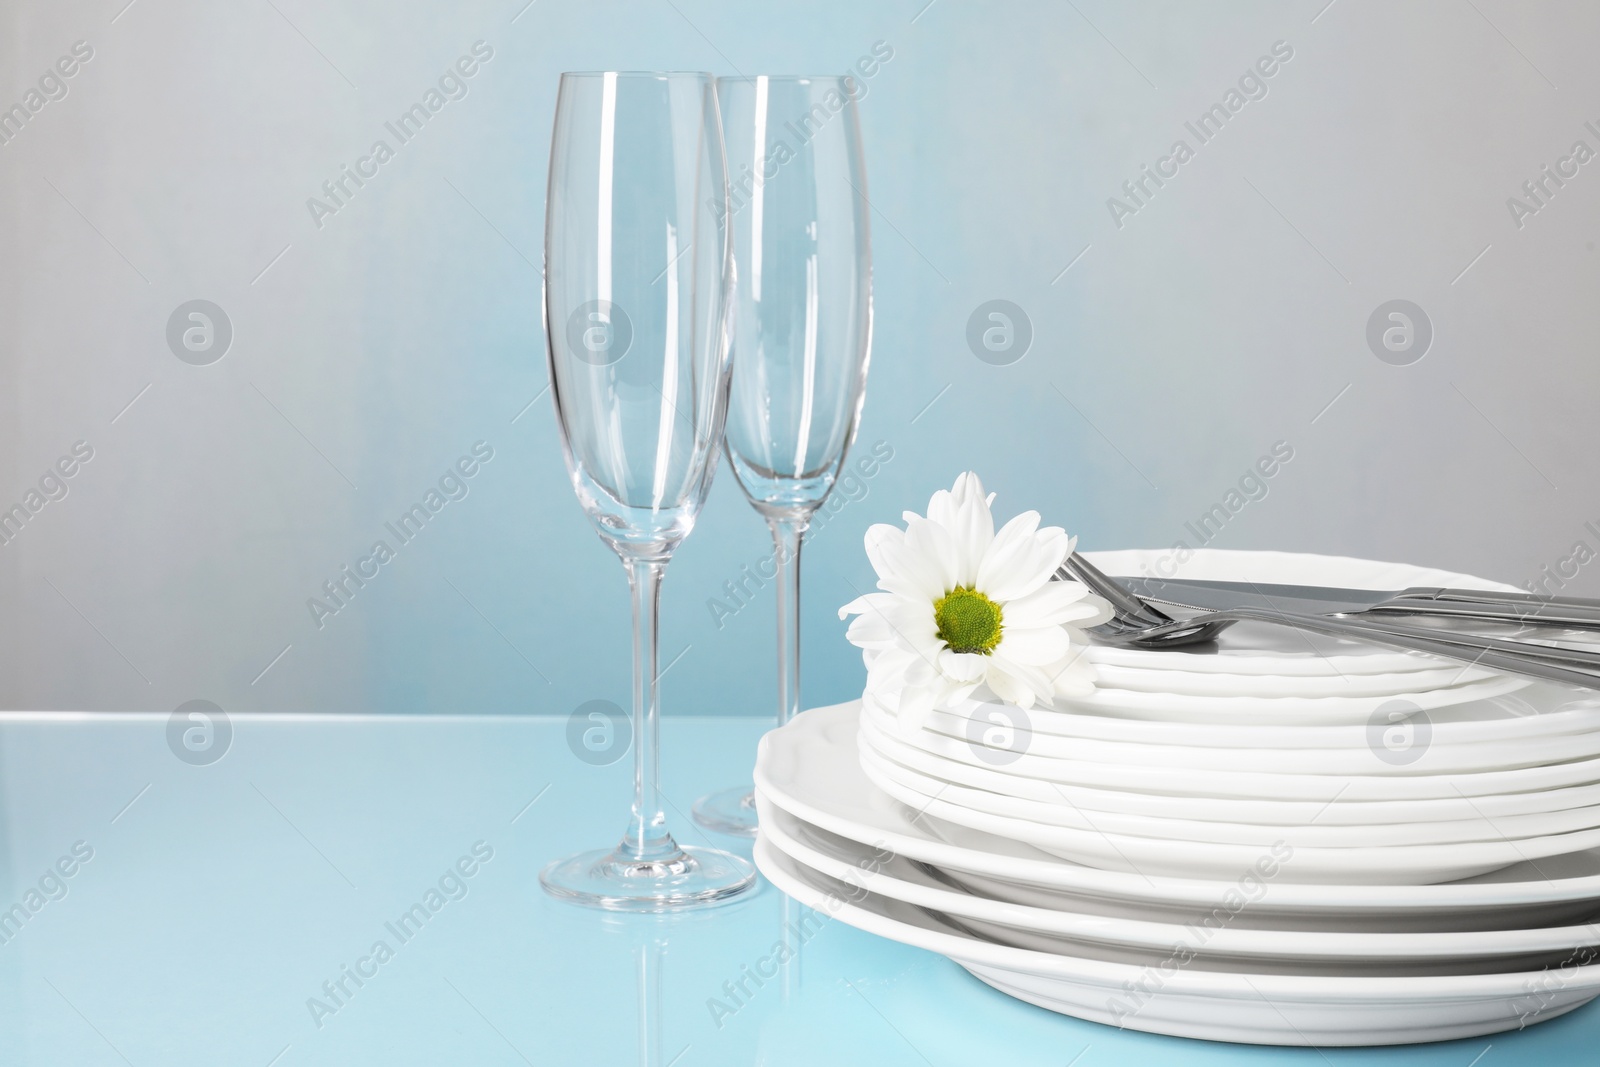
[1116,576,1600,631]
[1114,576,1600,674]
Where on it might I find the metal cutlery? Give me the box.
[1127,580,1600,669]
[1113,576,1600,631]
[1057,553,1600,691]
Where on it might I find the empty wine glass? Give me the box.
[693,75,873,837]
[540,71,754,909]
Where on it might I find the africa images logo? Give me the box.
[305,41,494,230]
[1105,40,1294,229]
[0,40,94,149]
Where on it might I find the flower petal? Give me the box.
[865,645,919,694]
[993,624,1072,665]
[984,664,1034,708]
[947,473,995,584]
[1056,598,1114,628]
[1004,582,1113,629]
[976,511,1040,595]
[987,650,1059,707]
[862,523,906,579]
[979,513,1071,601]
[938,649,990,682]
[864,524,943,601]
[1048,653,1100,699]
[905,516,961,596]
[844,611,898,650]
[838,590,898,620]
[869,525,946,600]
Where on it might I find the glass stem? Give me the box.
[769,516,809,728]
[625,557,673,861]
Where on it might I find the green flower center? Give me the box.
[934,586,1004,655]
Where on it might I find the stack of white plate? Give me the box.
[753,550,1600,1044]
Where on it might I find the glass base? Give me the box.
[540,838,756,911]
[692,785,760,837]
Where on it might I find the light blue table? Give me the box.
[0,711,1592,1066]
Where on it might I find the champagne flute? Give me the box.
[692,75,873,836]
[540,71,754,909]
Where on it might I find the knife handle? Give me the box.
[1339,616,1600,669]
[1221,608,1600,691]
[1365,598,1600,632]
[1397,586,1600,617]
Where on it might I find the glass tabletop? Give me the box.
[0,711,1592,1066]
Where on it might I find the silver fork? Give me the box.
[1057,553,1218,644]
[1057,552,1600,690]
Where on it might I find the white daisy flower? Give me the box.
[839,472,1112,733]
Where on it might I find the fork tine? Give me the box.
[1060,552,1173,626]
[1058,552,1230,647]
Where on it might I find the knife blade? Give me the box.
[1115,577,1386,616]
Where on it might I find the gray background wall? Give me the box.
[0,0,1595,716]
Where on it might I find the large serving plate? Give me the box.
[859,744,1600,850]
[756,703,1600,928]
[861,715,1600,825]
[759,797,1600,972]
[755,838,1600,1045]
[1076,548,1524,682]
[860,700,1600,802]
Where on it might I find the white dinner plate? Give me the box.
[860,700,1600,802]
[755,703,1600,928]
[987,686,1600,750]
[1058,672,1527,725]
[1089,661,1482,697]
[858,743,1600,850]
[905,703,1600,775]
[755,838,1600,1045]
[861,714,1600,826]
[860,750,1600,883]
[1077,548,1523,683]
[758,797,1600,971]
